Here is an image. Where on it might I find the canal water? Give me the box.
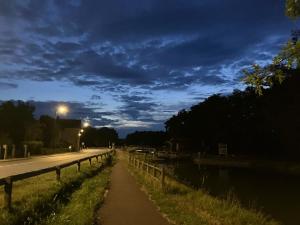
[164,161,300,225]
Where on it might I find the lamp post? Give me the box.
[54,105,69,148]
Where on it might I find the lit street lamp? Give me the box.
[56,105,69,118]
[83,121,90,128]
[54,104,69,148]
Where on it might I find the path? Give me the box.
[98,152,170,225]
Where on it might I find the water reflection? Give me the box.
[165,161,300,225]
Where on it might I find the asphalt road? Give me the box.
[0,148,109,179]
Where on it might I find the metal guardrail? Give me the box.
[0,150,115,210]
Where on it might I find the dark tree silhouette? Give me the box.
[125,131,167,147]
[0,101,35,146]
[165,69,300,159]
[81,127,118,147]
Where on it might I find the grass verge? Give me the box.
[42,166,111,225]
[128,161,280,225]
[0,157,112,225]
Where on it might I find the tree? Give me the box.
[243,0,300,94]
[125,131,166,147]
[0,101,35,146]
[39,115,58,148]
[81,127,118,147]
[286,0,300,19]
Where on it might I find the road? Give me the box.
[0,148,109,179]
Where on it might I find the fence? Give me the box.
[0,150,115,210]
[128,153,165,189]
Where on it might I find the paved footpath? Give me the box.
[98,152,170,225]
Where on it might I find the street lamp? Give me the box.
[56,105,69,118]
[83,121,90,128]
[54,104,69,149]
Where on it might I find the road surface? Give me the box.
[0,148,109,179]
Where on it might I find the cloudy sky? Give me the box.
[0,0,294,137]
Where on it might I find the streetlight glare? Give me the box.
[83,122,90,127]
[57,105,69,115]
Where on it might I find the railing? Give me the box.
[0,150,115,210]
[128,154,165,189]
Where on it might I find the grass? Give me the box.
[0,156,113,225]
[42,167,111,225]
[128,159,280,225]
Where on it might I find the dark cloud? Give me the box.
[0,0,292,90]
[0,0,294,135]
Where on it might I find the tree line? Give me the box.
[0,101,118,156]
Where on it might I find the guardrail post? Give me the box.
[56,167,61,181]
[89,158,92,166]
[3,144,8,160]
[4,177,12,210]
[161,166,165,189]
[12,144,16,158]
[96,156,98,162]
[77,161,81,172]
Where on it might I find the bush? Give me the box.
[23,141,44,155]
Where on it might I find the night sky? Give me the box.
[0,0,294,137]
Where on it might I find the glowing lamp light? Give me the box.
[83,121,90,127]
[56,105,69,115]
[80,129,84,133]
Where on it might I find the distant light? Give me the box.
[83,121,90,127]
[56,105,69,115]
[80,129,84,133]
[78,133,82,137]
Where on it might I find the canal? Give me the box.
[164,160,300,225]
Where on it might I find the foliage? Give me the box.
[39,115,59,148]
[125,131,167,147]
[286,0,300,19]
[22,141,44,155]
[81,127,118,147]
[0,101,35,146]
[244,1,300,94]
[42,167,111,225]
[165,73,300,157]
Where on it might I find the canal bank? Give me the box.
[166,159,300,225]
[193,156,300,175]
[127,152,279,225]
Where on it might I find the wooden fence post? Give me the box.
[56,167,61,181]
[4,177,12,210]
[89,158,92,166]
[96,156,98,162]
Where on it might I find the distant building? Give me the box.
[57,119,81,151]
